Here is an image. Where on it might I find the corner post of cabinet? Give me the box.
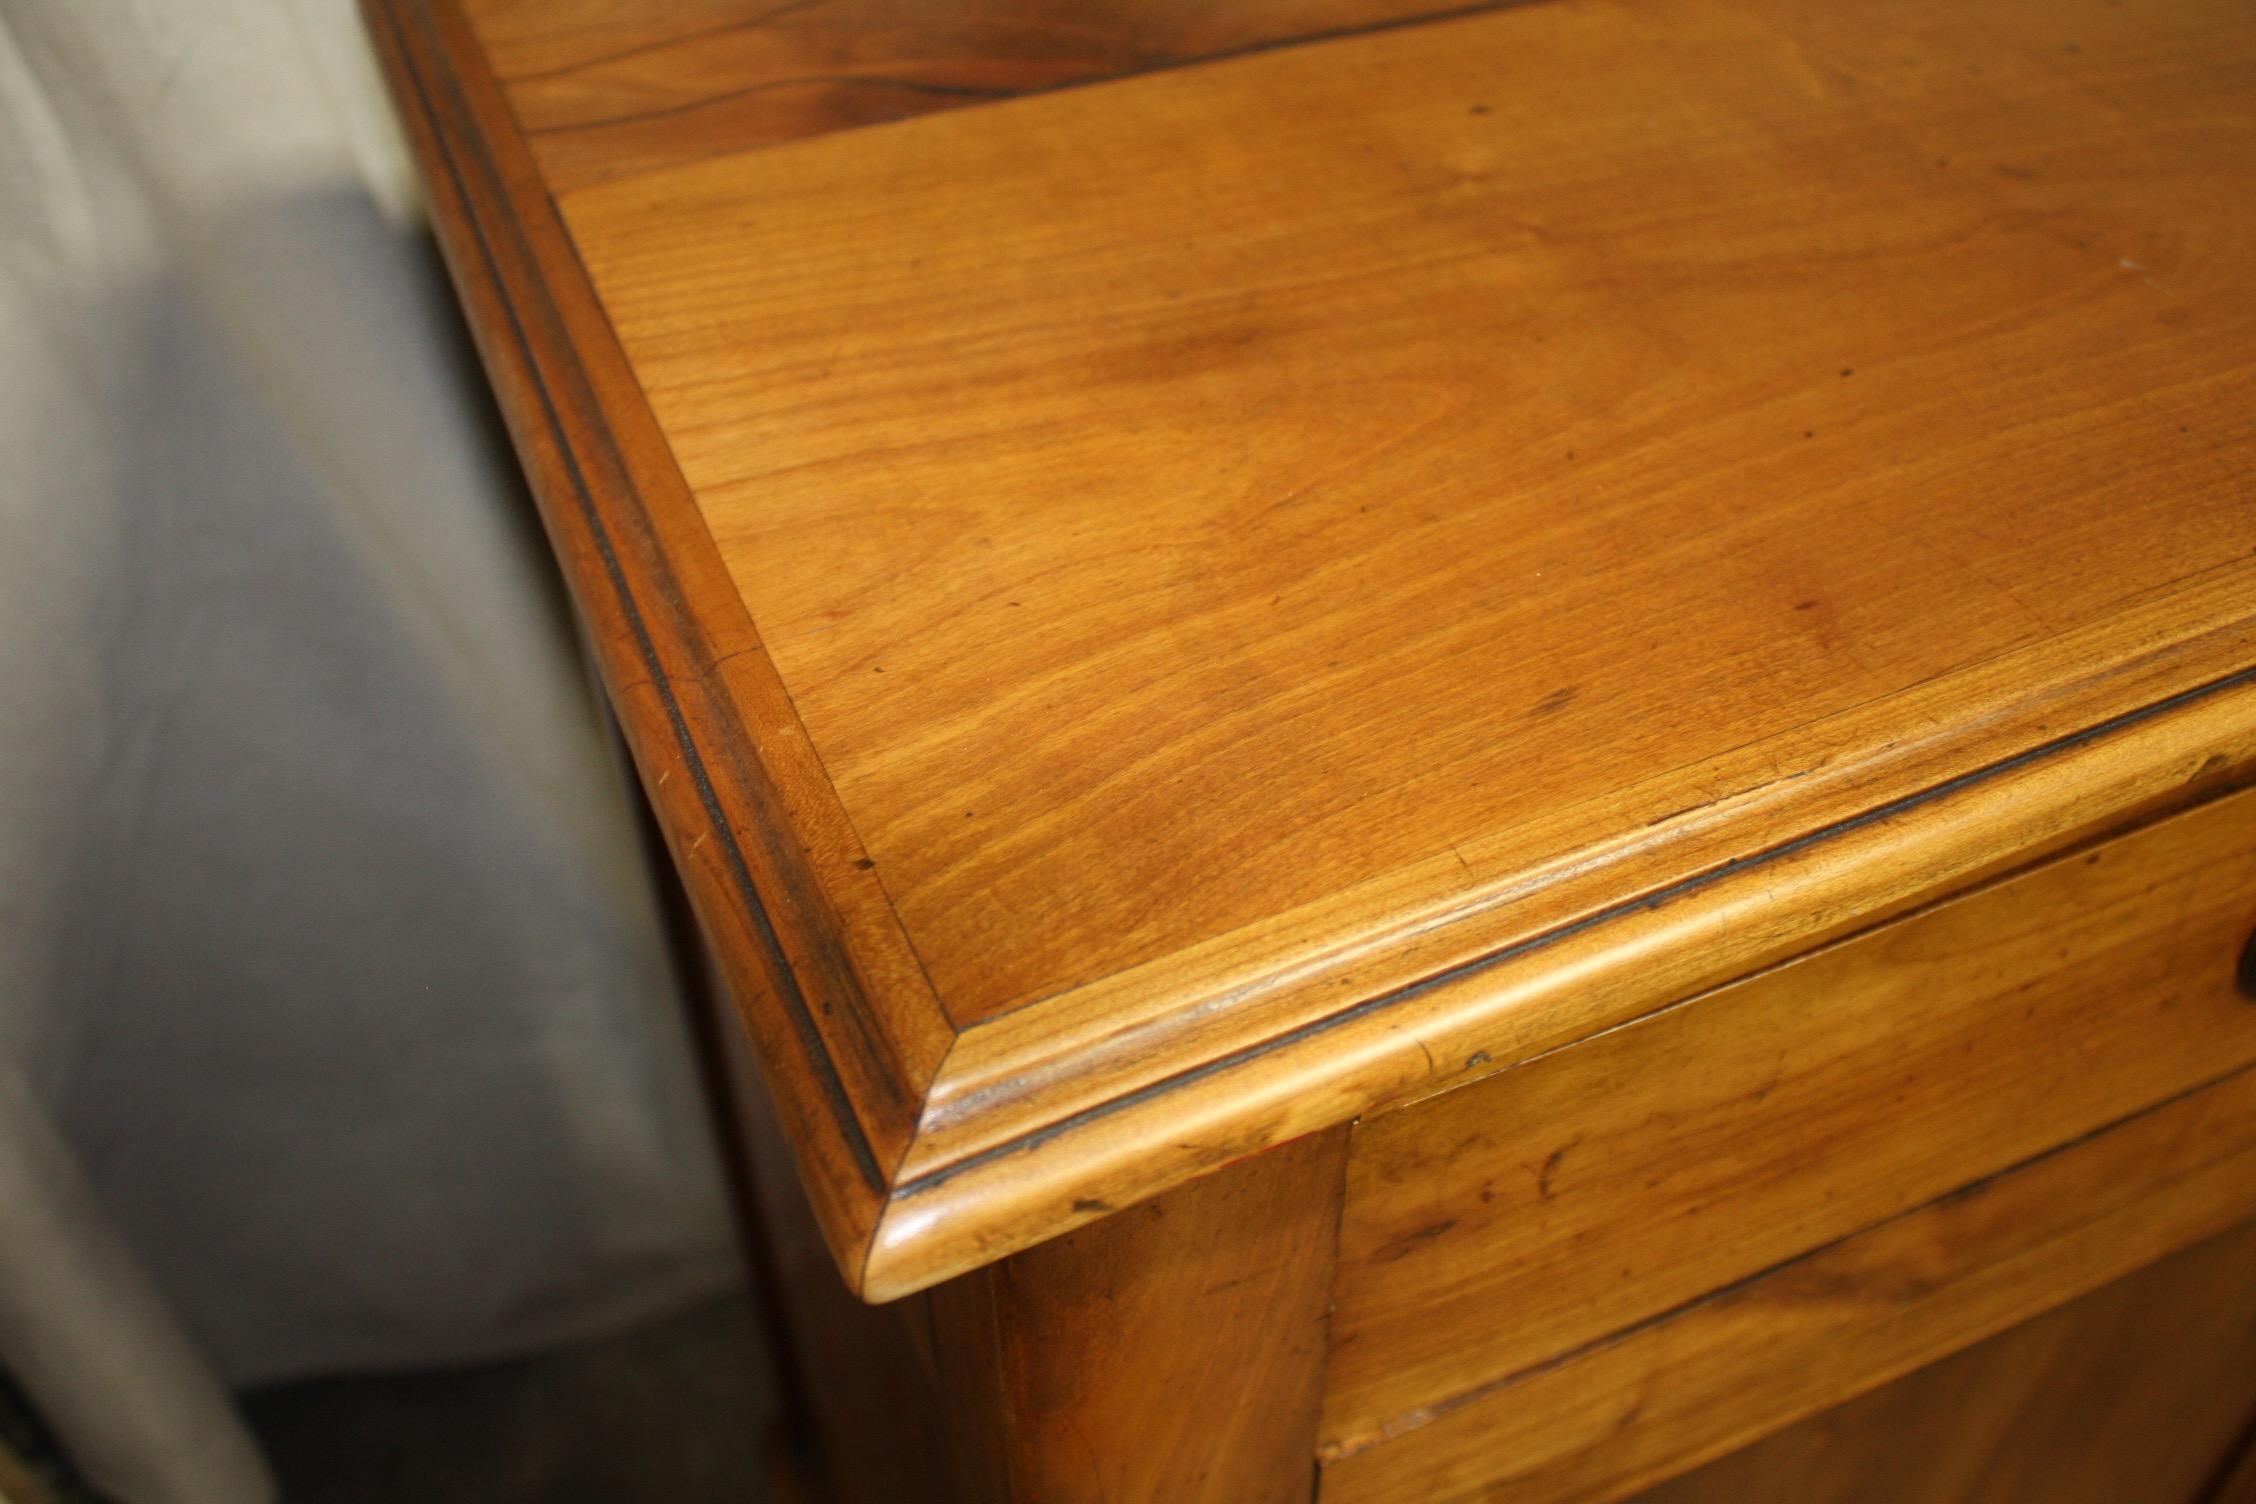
[927,1125,1354,1504]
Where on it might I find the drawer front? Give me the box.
[1619,1216,2256,1504]
[1321,782,2256,1467]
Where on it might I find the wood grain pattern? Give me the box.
[372,0,2256,1299]
[361,0,953,1284]
[460,0,1533,190]
[1324,781,2256,1453]
[1624,1218,2256,1504]
[869,681,2256,1299]
[1317,1062,2256,1504]
[568,0,2256,1033]
[375,2,2256,1496]
[929,1125,1351,1504]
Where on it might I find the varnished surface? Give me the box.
[1318,1059,2256,1504]
[930,1126,1350,1504]
[372,0,2256,1296]
[1324,782,2256,1453]
[568,0,2256,1032]
[378,2,2256,1493]
[1627,1217,2256,1504]
[461,0,1527,190]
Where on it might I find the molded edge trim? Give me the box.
[860,673,2256,1299]
[364,0,2256,1303]
[364,0,941,1283]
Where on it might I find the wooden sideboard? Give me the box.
[365,0,2256,1497]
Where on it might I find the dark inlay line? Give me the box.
[383,0,885,1192]
[900,662,2256,1200]
[550,226,936,1128]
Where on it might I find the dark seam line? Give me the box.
[1333,1053,2256,1457]
[524,0,1542,143]
[387,0,884,1192]
[1307,1130,1355,1494]
[502,0,825,84]
[534,74,1022,136]
[896,661,2256,1200]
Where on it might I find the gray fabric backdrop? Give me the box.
[0,0,739,1489]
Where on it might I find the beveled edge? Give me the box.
[367,0,2256,1302]
[865,668,2256,1298]
[363,0,958,1286]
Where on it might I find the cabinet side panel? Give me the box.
[934,1127,1352,1504]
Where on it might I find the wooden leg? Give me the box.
[929,1126,1352,1504]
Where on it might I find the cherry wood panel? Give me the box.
[1324,782,2256,1452]
[928,1125,1350,1504]
[372,1,2256,1494]
[459,0,1533,191]
[866,689,2256,1301]
[373,0,2256,1299]
[1626,1217,2256,1504]
[566,0,2256,1033]
[1316,1061,2256,1504]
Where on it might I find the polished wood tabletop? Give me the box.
[367,0,2256,1496]
[369,0,2256,1294]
